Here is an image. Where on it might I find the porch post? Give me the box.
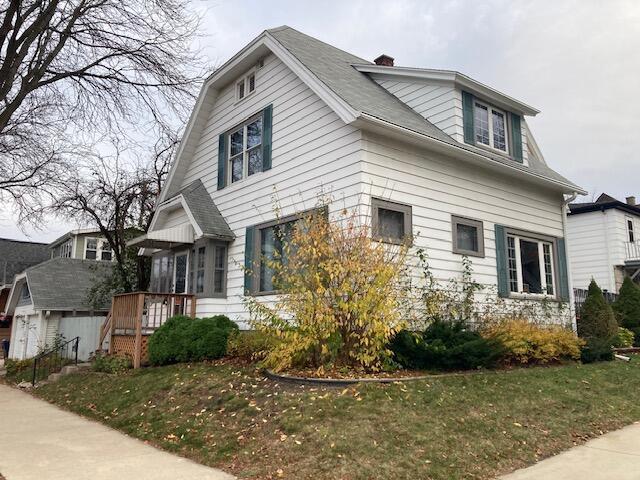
[190,295,197,318]
[133,293,145,368]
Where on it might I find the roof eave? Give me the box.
[355,113,586,195]
[352,64,540,117]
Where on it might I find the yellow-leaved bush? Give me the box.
[481,318,584,364]
[246,205,409,372]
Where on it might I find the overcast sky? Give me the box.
[3,0,639,242]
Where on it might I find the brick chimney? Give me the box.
[374,54,394,67]
[626,196,636,206]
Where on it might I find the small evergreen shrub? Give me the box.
[613,277,640,345]
[612,327,635,348]
[580,337,614,363]
[91,353,132,373]
[577,280,618,340]
[226,330,275,361]
[148,315,238,366]
[390,321,504,371]
[482,318,583,364]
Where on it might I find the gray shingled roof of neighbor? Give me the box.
[24,258,112,311]
[569,193,640,216]
[0,238,50,286]
[267,26,581,191]
[170,179,235,240]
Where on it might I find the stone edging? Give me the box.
[263,369,475,386]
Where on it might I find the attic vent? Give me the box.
[374,54,394,67]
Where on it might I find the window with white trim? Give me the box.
[236,71,256,101]
[59,239,72,258]
[84,237,112,261]
[100,240,112,261]
[627,217,635,243]
[506,233,555,296]
[229,114,263,184]
[474,101,508,152]
[85,238,98,260]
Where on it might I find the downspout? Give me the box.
[562,192,579,331]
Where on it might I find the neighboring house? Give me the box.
[130,26,585,328]
[6,258,111,361]
[567,193,640,293]
[49,228,115,261]
[0,238,50,343]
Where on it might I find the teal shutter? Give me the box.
[262,104,273,171]
[494,224,509,298]
[556,238,570,302]
[509,113,523,163]
[244,226,255,294]
[217,133,227,190]
[462,91,475,145]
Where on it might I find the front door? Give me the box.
[173,251,188,294]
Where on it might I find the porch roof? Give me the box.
[127,224,194,250]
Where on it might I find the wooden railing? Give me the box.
[626,241,640,261]
[101,292,197,368]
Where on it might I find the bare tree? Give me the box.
[47,131,176,293]
[0,0,204,216]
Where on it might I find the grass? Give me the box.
[25,358,640,479]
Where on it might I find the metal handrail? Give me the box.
[32,336,79,385]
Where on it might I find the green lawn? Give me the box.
[28,359,640,479]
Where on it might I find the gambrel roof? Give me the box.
[160,26,584,202]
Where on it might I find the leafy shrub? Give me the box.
[248,206,409,372]
[612,327,635,348]
[4,358,34,383]
[226,330,275,361]
[91,352,132,373]
[390,321,504,371]
[482,318,583,364]
[578,280,618,340]
[148,315,238,366]
[613,277,640,345]
[580,337,614,363]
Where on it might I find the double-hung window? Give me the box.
[506,233,555,296]
[229,115,263,184]
[474,101,508,152]
[85,238,98,260]
[627,217,635,243]
[100,241,112,261]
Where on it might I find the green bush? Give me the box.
[4,358,34,383]
[612,327,635,348]
[613,277,640,345]
[226,330,275,361]
[578,280,618,340]
[91,353,132,373]
[148,315,238,366]
[390,321,504,371]
[580,337,614,363]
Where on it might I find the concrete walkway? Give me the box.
[500,422,640,479]
[0,384,234,480]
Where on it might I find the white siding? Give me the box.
[361,131,569,323]
[58,314,108,361]
[168,53,364,326]
[9,307,43,359]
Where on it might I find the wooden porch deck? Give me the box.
[99,292,196,368]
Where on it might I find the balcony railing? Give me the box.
[626,241,640,261]
[100,292,196,368]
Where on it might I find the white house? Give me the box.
[129,26,585,328]
[567,193,640,293]
[7,229,114,361]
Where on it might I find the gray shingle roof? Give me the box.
[25,258,112,311]
[267,26,581,191]
[0,238,49,286]
[173,180,235,240]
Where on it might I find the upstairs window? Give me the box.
[100,241,112,261]
[236,70,256,101]
[627,217,635,243]
[474,101,508,152]
[229,115,263,184]
[85,238,98,260]
[59,239,72,258]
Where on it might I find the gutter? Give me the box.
[561,192,579,332]
[358,113,587,195]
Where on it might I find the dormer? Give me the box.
[354,62,540,167]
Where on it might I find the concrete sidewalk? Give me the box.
[0,384,234,480]
[500,422,640,479]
